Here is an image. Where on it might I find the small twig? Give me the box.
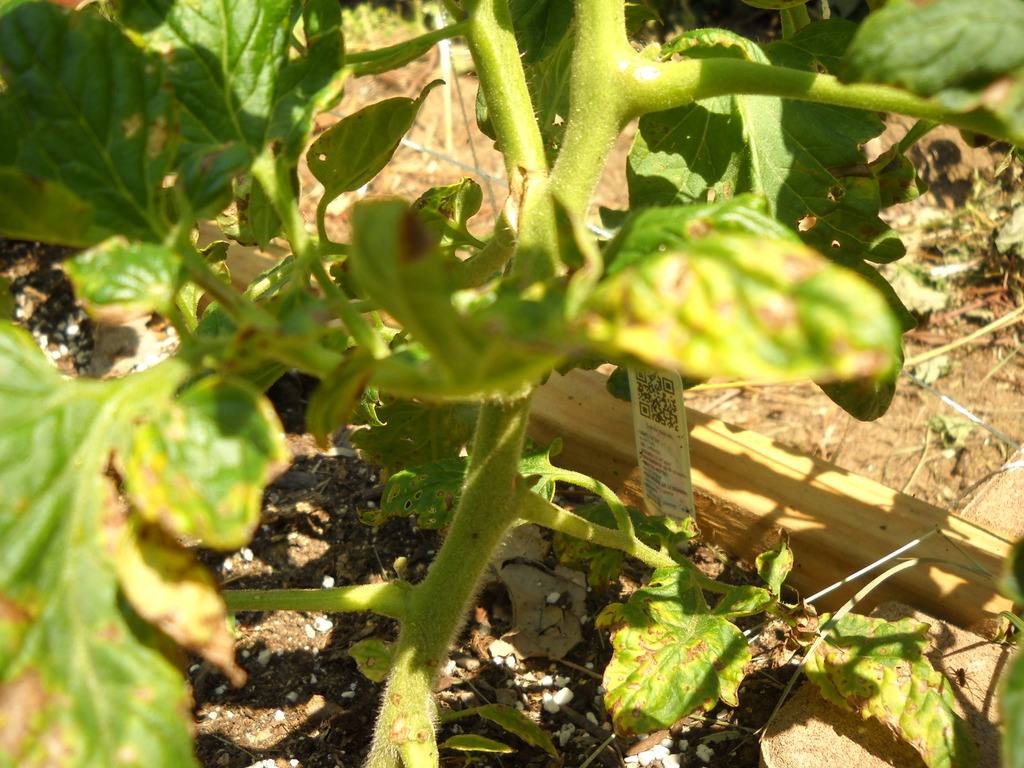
[901,428,931,495]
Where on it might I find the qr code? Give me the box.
[635,369,679,432]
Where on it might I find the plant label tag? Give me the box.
[627,366,695,520]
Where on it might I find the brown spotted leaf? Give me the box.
[0,325,197,768]
[0,323,285,767]
[595,566,751,736]
[805,612,978,768]
[580,200,903,386]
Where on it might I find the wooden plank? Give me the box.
[528,368,1014,633]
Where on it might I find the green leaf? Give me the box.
[711,585,774,618]
[119,0,345,213]
[66,237,182,317]
[0,325,200,768]
[0,3,175,242]
[0,167,101,247]
[348,637,392,682]
[1003,538,1024,606]
[347,22,469,77]
[217,173,284,249]
[123,376,288,550]
[509,0,573,65]
[440,703,559,757]
[373,457,467,528]
[756,535,793,597]
[1003,649,1024,768]
[806,612,979,768]
[842,0,1024,134]
[412,178,487,251]
[350,397,479,472]
[579,204,903,385]
[628,24,906,266]
[554,502,697,590]
[595,566,751,736]
[440,734,515,754]
[308,81,441,207]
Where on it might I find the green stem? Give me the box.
[462,0,548,177]
[624,57,1024,146]
[456,212,516,287]
[548,0,634,220]
[517,491,733,594]
[365,395,535,768]
[251,151,389,359]
[781,5,811,37]
[224,582,411,620]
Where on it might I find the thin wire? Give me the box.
[802,529,936,605]
[900,368,1023,454]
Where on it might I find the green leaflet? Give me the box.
[1003,649,1024,768]
[554,502,697,590]
[372,442,565,529]
[579,204,903,384]
[348,637,392,682]
[0,3,175,243]
[348,200,563,398]
[66,238,182,317]
[806,612,979,768]
[628,22,908,266]
[413,178,487,251]
[350,398,479,472]
[595,566,751,736]
[842,0,1024,134]
[0,167,100,247]
[118,0,345,214]
[440,703,559,757]
[308,81,441,208]
[0,327,190,768]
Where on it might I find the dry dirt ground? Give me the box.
[4,14,1024,768]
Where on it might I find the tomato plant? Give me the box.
[1,1,1022,767]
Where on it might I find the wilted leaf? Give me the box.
[0,3,175,242]
[441,734,515,753]
[806,612,978,768]
[756,535,793,597]
[413,178,487,251]
[114,517,245,686]
[596,566,750,736]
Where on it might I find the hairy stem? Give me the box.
[518,491,734,594]
[462,0,548,177]
[224,582,411,620]
[365,394,535,768]
[549,0,633,219]
[624,56,1024,146]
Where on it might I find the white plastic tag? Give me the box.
[627,366,696,520]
